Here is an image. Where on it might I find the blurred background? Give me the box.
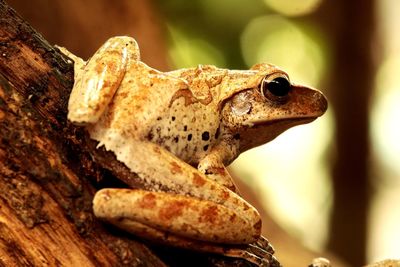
[7,0,400,266]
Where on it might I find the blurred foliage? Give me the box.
[157,0,327,88]
[158,0,269,68]
[157,0,400,263]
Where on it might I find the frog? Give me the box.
[60,36,328,267]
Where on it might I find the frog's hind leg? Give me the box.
[67,36,140,124]
[96,204,279,267]
[94,188,258,245]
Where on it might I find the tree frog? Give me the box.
[61,36,328,267]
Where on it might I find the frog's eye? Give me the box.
[260,76,291,101]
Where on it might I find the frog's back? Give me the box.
[94,62,185,136]
[88,62,221,165]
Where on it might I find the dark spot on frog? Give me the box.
[184,125,187,131]
[234,133,240,140]
[203,145,209,151]
[157,117,162,121]
[173,136,179,143]
[172,116,176,121]
[146,131,154,140]
[187,134,192,141]
[214,128,220,139]
[201,131,210,141]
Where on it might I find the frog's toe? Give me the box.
[255,236,275,255]
[245,244,280,267]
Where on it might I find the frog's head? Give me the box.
[219,63,328,152]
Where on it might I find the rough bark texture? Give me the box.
[0,1,244,266]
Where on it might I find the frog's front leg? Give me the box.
[197,141,239,192]
[197,141,279,264]
[67,36,140,124]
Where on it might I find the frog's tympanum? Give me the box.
[62,36,328,267]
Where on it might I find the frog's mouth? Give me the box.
[238,116,319,152]
[252,116,317,127]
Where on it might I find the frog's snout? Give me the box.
[315,90,328,116]
[290,84,328,117]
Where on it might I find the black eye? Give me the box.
[261,76,291,100]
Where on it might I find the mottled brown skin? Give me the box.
[61,36,327,267]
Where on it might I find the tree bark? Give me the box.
[0,1,243,266]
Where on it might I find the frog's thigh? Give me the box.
[93,188,255,244]
[68,36,140,124]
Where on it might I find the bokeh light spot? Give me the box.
[369,53,400,261]
[241,15,325,87]
[371,54,400,176]
[167,24,226,68]
[263,0,323,17]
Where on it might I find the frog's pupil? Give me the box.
[266,77,291,97]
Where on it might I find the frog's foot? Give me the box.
[242,236,281,267]
[255,235,275,255]
[220,244,280,267]
[229,242,281,267]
